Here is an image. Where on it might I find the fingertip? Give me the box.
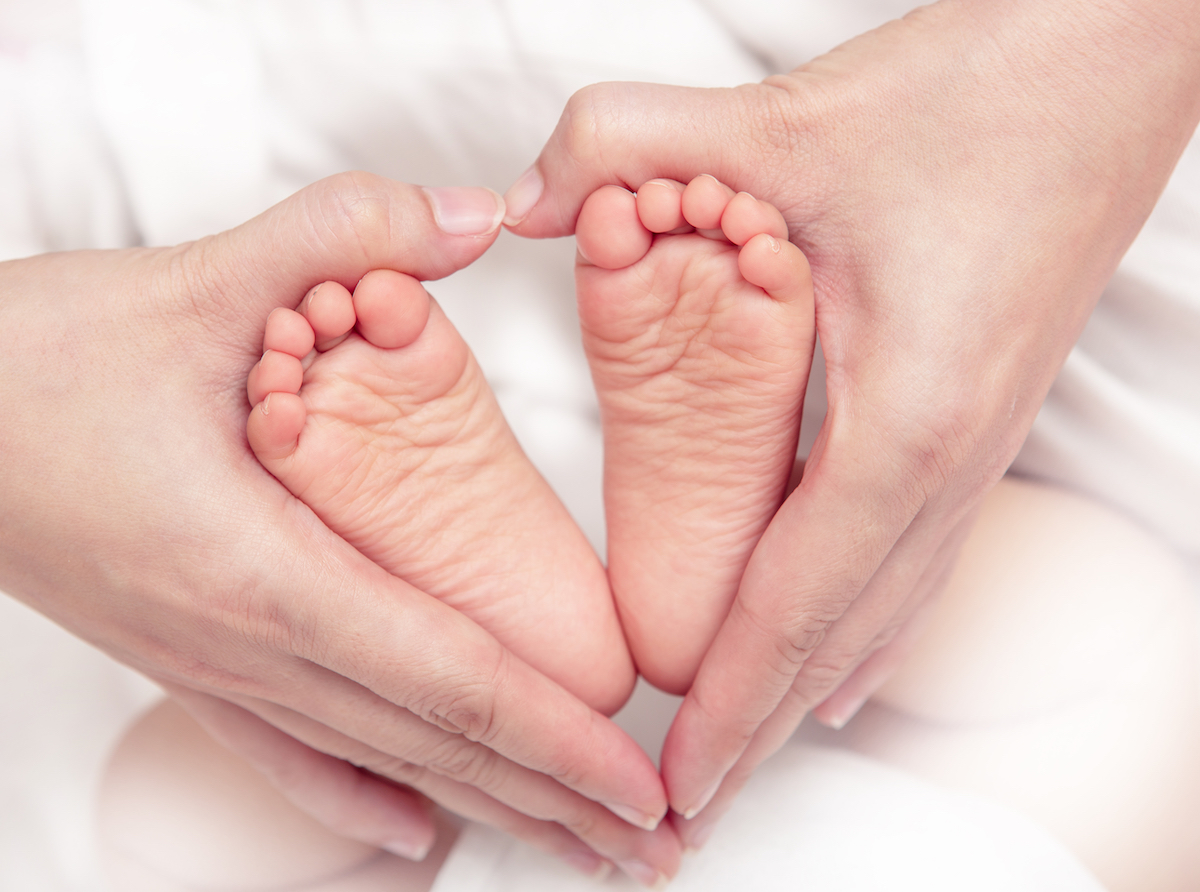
[658,700,727,819]
[423,186,506,237]
[502,164,545,228]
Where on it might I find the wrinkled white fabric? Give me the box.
[1,1,1196,889]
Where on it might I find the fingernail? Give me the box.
[423,186,505,236]
[816,691,873,734]
[260,393,271,415]
[561,850,614,879]
[502,164,543,226]
[681,779,721,821]
[683,819,717,853]
[602,800,662,831]
[766,235,781,253]
[382,837,433,861]
[818,694,868,730]
[617,859,669,889]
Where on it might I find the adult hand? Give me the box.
[504,0,1200,843]
[0,173,679,882]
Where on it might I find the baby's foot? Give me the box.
[246,269,633,714]
[576,175,815,694]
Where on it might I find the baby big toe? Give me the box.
[576,185,653,270]
[352,270,432,350]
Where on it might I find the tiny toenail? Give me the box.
[261,393,271,415]
[766,235,780,253]
[424,186,505,236]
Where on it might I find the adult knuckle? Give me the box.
[559,84,614,170]
[422,737,507,791]
[558,808,601,842]
[688,682,759,746]
[545,750,588,792]
[730,597,832,680]
[309,170,393,261]
[794,652,847,694]
[406,646,508,743]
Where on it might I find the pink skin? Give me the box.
[244,269,635,715]
[576,175,816,696]
[243,268,676,885]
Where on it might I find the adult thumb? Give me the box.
[502,81,787,239]
[192,172,505,329]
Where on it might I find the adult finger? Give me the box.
[193,173,507,345]
[501,82,803,238]
[666,504,978,849]
[811,507,978,729]
[168,686,437,861]
[159,537,680,882]
[234,691,681,886]
[657,404,994,819]
[276,541,668,828]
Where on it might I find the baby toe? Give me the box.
[721,193,789,246]
[576,185,653,270]
[635,179,687,233]
[301,282,357,351]
[263,307,316,358]
[352,270,431,350]
[738,233,813,308]
[246,391,306,465]
[681,175,735,231]
[247,350,304,406]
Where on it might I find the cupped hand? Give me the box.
[504,0,1200,843]
[0,173,680,882]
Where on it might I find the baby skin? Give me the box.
[244,269,633,715]
[576,175,816,694]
